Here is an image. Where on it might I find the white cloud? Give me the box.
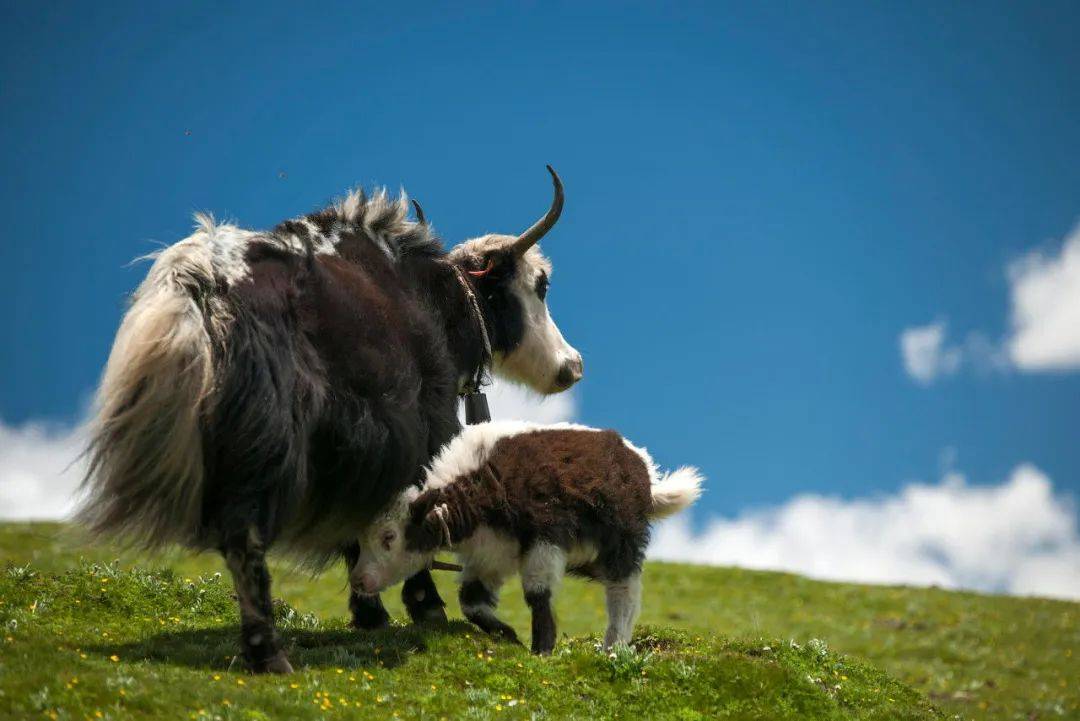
[1007,224,1080,370]
[1,380,574,522]
[650,464,1080,600]
[0,419,87,521]
[900,321,961,384]
[901,222,1080,381]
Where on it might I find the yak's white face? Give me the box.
[350,495,433,595]
[451,237,583,395]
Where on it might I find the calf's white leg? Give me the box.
[603,573,642,649]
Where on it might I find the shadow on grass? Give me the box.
[89,620,479,672]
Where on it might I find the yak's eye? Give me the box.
[535,272,549,301]
[380,530,396,550]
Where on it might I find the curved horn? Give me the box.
[411,199,427,225]
[508,165,563,256]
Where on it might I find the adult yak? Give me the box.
[77,167,582,673]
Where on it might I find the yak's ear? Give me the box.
[466,256,495,279]
[461,249,514,283]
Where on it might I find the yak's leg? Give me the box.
[342,542,391,630]
[602,573,642,649]
[402,569,447,624]
[459,571,518,643]
[521,544,565,655]
[222,527,292,674]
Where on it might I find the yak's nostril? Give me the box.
[555,356,584,390]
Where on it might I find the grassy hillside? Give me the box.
[0,523,1076,720]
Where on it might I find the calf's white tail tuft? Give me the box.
[648,466,704,519]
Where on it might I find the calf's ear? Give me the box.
[405,492,445,552]
[404,517,440,552]
[407,490,439,525]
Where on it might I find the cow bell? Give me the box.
[464,391,491,425]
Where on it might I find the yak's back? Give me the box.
[77,187,453,558]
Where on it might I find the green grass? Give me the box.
[0,523,1076,720]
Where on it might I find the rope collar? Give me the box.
[432,502,453,549]
[452,265,493,424]
[452,265,491,395]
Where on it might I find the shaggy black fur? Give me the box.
[80,168,576,673]
[164,200,529,669]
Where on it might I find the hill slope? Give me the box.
[1,523,1076,720]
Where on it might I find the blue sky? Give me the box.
[3,1,1079,523]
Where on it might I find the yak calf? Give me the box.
[351,421,703,654]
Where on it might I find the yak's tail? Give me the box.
[76,218,228,548]
[648,466,704,520]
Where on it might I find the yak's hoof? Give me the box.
[352,614,391,631]
[351,603,391,631]
[253,651,294,674]
[413,605,448,624]
[351,595,392,631]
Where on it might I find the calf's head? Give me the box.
[351,492,437,594]
[449,166,583,395]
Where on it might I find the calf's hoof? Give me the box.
[493,626,522,645]
[252,651,294,674]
